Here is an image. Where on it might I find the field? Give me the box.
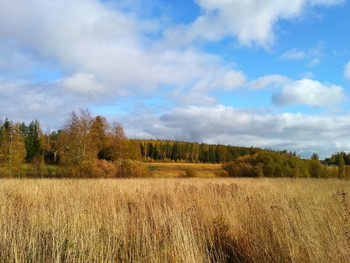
[146,162,225,177]
[0,178,349,262]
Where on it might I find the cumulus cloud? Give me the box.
[0,0,244,108]
[272,79,346,107]
[119,104,350,158]
[0,0,348,159]
[164,0,344,48]
[344,62,350,80]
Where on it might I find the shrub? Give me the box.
[184,168,196,178]
[77,160,117,178]
[223,151,314,178]
[0,166,11,178]
[115,159,150,178]
[24,157,45,177]
[223,161,261,177]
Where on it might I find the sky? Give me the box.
[1,0,350,158]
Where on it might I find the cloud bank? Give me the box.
[121,105,350,158]
[0,0,348,158]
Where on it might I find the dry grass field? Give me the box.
[0,178,349,262]
[146,162,226,177]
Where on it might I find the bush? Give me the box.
[223,161,261,177]
[55,160,117,178]
[184,168,196,178]
[24,157,45,177]
[223,151,311,178]
[0,166,11,178]
[214,170,229,177]
[79,160,117,178]
[115,159,150,178]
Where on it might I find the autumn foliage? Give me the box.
[0,109,349,178]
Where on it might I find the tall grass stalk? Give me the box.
[0,178,349,262]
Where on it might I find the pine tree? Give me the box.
[23,120,43,162]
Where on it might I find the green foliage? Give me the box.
[325,151,350,166]
[223,151,349,178]
[3,112,350,179]
[135,139,261,163]
[21,120,43,163]
[308,159,327,178]
[24,156,46,177]
[311,153,319,160]
[223,151,310,178]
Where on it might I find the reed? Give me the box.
[0,178,349,262]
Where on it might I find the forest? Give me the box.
[0,108,349,178]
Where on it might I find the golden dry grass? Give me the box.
[146,162,225,177]
[0,178,349,262]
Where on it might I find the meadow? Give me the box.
[146,162,226,177]
[0,177,349,262]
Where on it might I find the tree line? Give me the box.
[0,109,136,177]
[134,139,261,163]
[223,151,346,178]
[0,109,349,178]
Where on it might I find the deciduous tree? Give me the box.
[61,109,95,166]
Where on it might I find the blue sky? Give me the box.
[1,0,350,158]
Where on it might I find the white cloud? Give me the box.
[211,71,246,91]
[62,73,106,98]
[164,0,344,48]
[307,58,321,67]
[0,0,348,160]
[0,80,74,126]
[280,44,324,67]
[280,49,306,60]
[119,104,350,158]
[344,62,350,80]
[192,70,246,92]
[0,0,244,99]
[308,0,345,6]
[247,74,289,90]
[273,79,346,107]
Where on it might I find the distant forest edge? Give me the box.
[0,108,349,178]
[134,139,261,163]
